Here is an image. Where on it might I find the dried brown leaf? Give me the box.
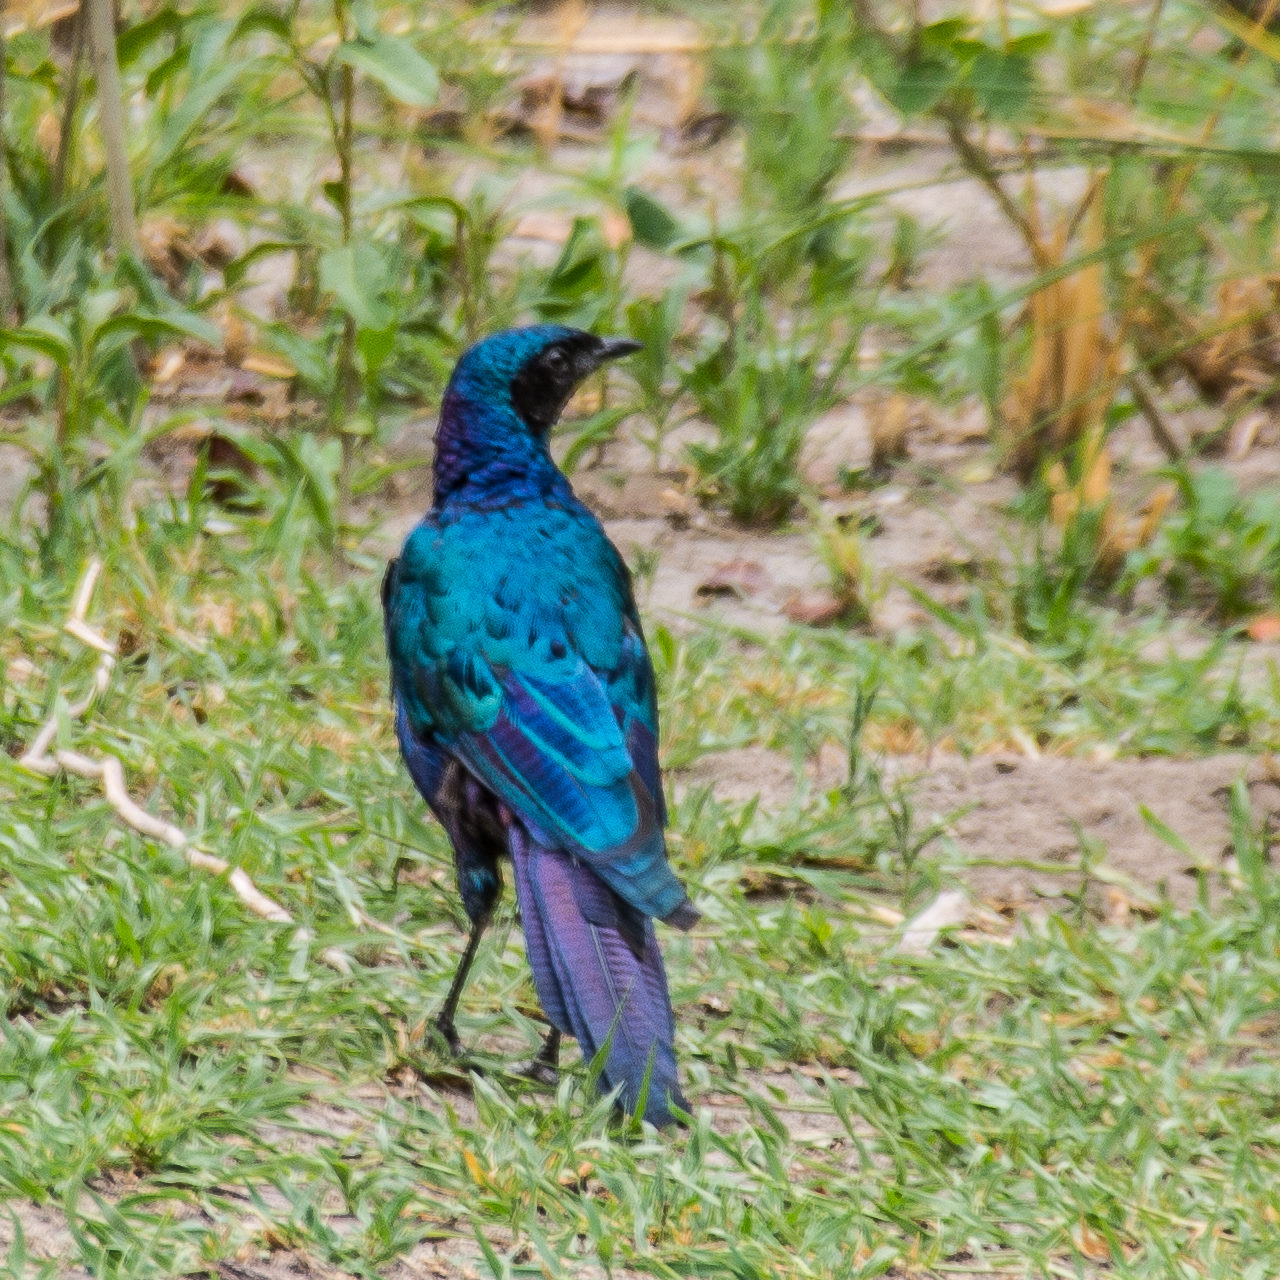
[1247,614,1280,642]
[783,589,845,627]
[696,559,769,601]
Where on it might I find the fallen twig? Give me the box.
[1126,371,1182,461]
[18,560,351,972]
[896,890,972,956]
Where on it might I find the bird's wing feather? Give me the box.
[607,616,666,827]
[387,514,691,924]
[447,652,688,923]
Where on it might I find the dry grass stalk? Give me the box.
[999,171,1173,575]
[531,0,588,152]
[1044,436,1173,578]
[867,392,915,475]
[1134,482,1176,547]
[1129,274,1280,455]
[1044,425,1110,529]
[18,561,354,971]
[1003,198,1120,482]
[1175,276,1280,409]
[1042,423,1124,576]
[85,0,137,255]
[809,504,874,627]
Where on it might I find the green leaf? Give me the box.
[560,405,630,474]
[1230,777,1269,905]
[624,186,681,249]
[214,426,279,471]
[0,316,74,368]
[1009,31,1053,57]
[321,181,347,217]
[473,1225,507,1280]
[919,18,970,51]
[968,47,1035,120]
[262,325,333,392]
[187,17,236,80]
[548,218,608,295]
[232,4,293,45]
[853,29,903,103]
[151,63,241,172]
[1138,805,1199,863]
[349,0,379,41]
[117,8,183,68]
[319,243,394,332]
[888,59,955,115]
[357,324,396,373]
[145,45,191,98]
[223,241,306,290]
[94,310,222,350]
[295,433,340,545]
[949,38,988,63]
[333,34,438,109]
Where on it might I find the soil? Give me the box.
[681,743,1280,917]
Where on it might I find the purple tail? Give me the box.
[509,825,687,1126]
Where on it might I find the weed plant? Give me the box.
[1125,467,1280,622]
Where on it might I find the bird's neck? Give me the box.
[432,390,568,507]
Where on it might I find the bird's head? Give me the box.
[445,325,643,439]
[432,325,643,503]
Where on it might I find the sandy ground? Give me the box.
[682,743,1280,917]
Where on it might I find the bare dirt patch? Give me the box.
[682,745,1280,915]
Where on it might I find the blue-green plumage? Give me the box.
[383,325,696,1126]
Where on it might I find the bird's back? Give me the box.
[384,324,693,1126]
[389,493,633,730]
[385,486,688,924]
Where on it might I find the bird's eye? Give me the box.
[544,347,569,376]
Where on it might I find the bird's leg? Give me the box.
[433,916,487,1057]
[524,1026,561,1086]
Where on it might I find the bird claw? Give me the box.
[522,1058,559,1087]
[432,1015,464,1058]
[522,1028,560,1086]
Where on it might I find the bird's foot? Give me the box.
[432,1014,464,1058]
[522,1058,559,1086]
[522,1028,561,1087]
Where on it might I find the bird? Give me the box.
[382,324,699,1127]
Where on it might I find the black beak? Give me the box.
[593,336,644,365]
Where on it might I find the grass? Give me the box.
[0,511,1278,1278]
[5,0,1280,1273]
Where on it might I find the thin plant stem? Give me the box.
[1121,23,1275,361]
[86,0,137,256]
[455,209,477,343]
[1128,0,1166,101]
[941,115,1049,271]
[338,64,354,243]
[0,21,12,321]
[337,309,357,545]
[334,22,358,547]
[1126,372,1182,462]
[52,6,87,209]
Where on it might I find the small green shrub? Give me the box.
[685,333,835,526]
[1125,467,1280,622]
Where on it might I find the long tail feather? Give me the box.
[509,825,686,1126]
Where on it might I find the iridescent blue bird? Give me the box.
[382,326,698,1126]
